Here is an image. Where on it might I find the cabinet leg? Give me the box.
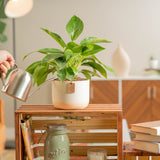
[118,112,123,160]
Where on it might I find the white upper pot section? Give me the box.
[52,79,90,109]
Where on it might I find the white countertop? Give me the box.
[91,75,160,81]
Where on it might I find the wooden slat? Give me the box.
[69,132,117,143]
[138,157,149,160]
[16,104,122,115]
[117,112,123,160]
[32,119,117,130]
[70,156,116,160]
[125,157,136,160]
[152,156,160,160]
[38,146,117,156]
[36,132,117,143]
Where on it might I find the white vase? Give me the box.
[112,44,131,77]
[52,79,90,109]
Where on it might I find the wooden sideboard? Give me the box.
[90,79,160,127]
[90,80,119,104]
[123,80,160,127]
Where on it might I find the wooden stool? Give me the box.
[123,142,160,160]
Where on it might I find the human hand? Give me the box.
[0,50,15,77]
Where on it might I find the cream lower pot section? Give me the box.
[52,80,90,109]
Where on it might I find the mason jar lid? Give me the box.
[47,123,66,131]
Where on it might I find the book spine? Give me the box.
[21,121,34,160]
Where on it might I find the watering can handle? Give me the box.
[0,64,18,86]
[28,77,56,98]
[0,63,18,86]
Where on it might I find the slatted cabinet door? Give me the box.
[122,80,152,127]
[90,80,118,104]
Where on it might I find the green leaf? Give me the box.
[72,45,83,53]
[80,37,112,45]
[41,27,66,48]
[57,68,66,82]
[82,62,107,79]
[67,53,80,67]
[33,64,49,86]
[64,49,73,61]
[0,21,6,33]
[25,61,41,74]
[66,67,75,81]
[82,57,95,63]
[55,57,67,70]
[66,15,84,41]
[71,66,78,76]
[0,1,7,19]
[52,67,57,75]
[82,44,105,56]
[42,53,64,64]
[37,69,52,86]
[92,55,115,73]
[38,48,63,54]
[23,51,47,61]
[0,33,7,42]
[80,70,91,80]
[66,42,78,50]
[80,69,101,78]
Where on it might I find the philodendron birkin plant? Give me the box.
[23,15,114,109]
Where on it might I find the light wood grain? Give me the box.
[123,80,152,127]
[32,119,117,130]
[151,81,160,121]
[124,142,160,160]
[36,132,117,143]
[90,80,118,104]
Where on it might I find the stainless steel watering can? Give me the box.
[1,65,55,102]
[1,65,33,102]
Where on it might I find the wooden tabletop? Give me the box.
[15,104,122,115]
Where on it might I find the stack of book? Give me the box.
[131,120,160,153]
[143,68,160,76]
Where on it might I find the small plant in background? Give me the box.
[0,0,8,43]
[150,56,154,60]
[23,15,114,86]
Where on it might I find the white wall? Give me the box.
[2,0,160,129]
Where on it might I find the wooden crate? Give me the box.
[15,104,122,160]
[123,142,160,160]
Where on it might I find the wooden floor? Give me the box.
[0,150,45,160]
[0,150,15,160]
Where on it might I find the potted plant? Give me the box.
[149,56,159,69]
[23,15,114,109]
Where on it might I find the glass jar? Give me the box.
[44,123,69,160]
